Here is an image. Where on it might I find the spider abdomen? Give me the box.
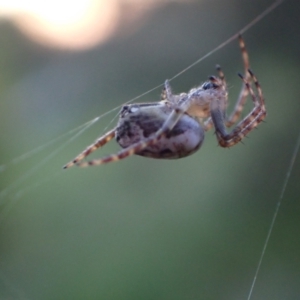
[115,103,205,159]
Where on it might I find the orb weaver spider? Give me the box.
[63,35,266,169]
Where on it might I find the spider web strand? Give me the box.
[169,0,284,82]
[0,117,99,205]
[246,128,300,300]
[0,117,100,173]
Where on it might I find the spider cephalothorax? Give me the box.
[63,35,266,169]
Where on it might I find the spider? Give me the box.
[63,35,266,169]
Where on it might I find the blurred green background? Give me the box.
[0,0,300,299]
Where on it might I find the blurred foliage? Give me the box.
[0,0,300,299]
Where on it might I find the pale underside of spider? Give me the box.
[63,35,266,169]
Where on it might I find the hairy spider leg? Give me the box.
[211,69,266,147]
[226,34,251,126]
[160,85,168,101]
[160,79,180,106]
[203,65,226,131]
[63,128,116,169]
[216,64,226,86]
[164,79,175,102]
[204,35,250,131]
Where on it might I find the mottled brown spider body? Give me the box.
[63,35,266,169]
[116,102,205,159]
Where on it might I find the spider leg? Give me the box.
[205,36,251,132]
[203,65,227,132]
[216,64,226,88]
[226,34,251,127]
[160,80,172,101]
[164,80,174,101]
[76,137,159,167]
[211,69,266,147]
[161,79,180,105]
[76,85,189,167]
[63,128,116,169]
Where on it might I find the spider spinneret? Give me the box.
[63,35,266,169]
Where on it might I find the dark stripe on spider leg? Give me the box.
[77,153,120,167]
[77,133,115,162]
[226,89,248,127]
[63,129,115,169]
[212,68,266,148]
[249,70,265,106]
[77,141,150,167]
[226,37,250,127]
[238,35,250,75]
[215,103,266,147]
[216,64,225,82]
[82,127,174,167]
